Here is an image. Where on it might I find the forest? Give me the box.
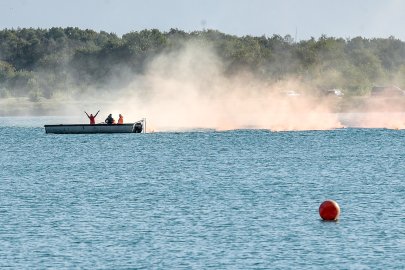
[1,27,405,101]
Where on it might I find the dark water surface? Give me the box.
[0,117,404,269]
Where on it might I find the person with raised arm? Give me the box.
[85,110,100,125]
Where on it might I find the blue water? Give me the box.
[0,117,404,269]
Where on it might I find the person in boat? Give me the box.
[85,110,99,125]
[117,114,124,124]
[105,114,115,125]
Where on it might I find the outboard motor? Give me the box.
[133,122,143,133]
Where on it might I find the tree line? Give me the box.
[1,27,405,101]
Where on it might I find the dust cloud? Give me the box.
[340,94,405,129]
[107,42,345,132]
[59,41,404,131]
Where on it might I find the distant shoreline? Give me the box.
[0,97,112,117]
[1,96,404,116]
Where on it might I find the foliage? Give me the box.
[1,27,405,99]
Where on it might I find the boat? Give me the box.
[44,119,145,134]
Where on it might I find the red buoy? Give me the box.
[319,200,340,221]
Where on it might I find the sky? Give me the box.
[1,0,405,41]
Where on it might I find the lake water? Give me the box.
[0,117,404,269]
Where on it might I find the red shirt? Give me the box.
[89,115,96,125]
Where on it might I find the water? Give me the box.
[0,117,404,269]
